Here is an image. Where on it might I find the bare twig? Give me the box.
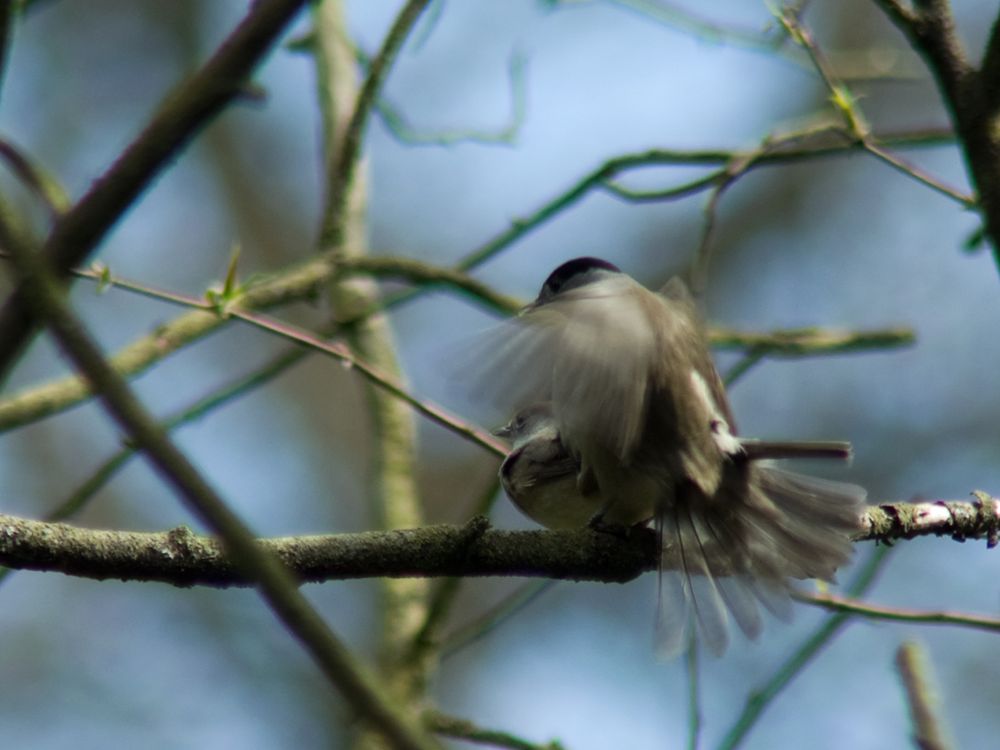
[0,0,13,98]
[228,307,506,456]
[424,710,566,750]
[798,591,1000,635]
[319,0,432,248]
[871,0,1000,271]
[710,325,915,355]
[0,0,312,381]
[779,8,973,208]
[0,254,332,433]
[895,642,954,750]
[0,126,938,434]
[456,128,955,271]
[375,51,528,147]
[0,136,71,219]
[686,632,703,750]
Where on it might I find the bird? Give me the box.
[480,257,866,656]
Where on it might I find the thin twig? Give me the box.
[319,0,432,248]
[0,136,71,219]
[0,0,312,382]
[778,8,974,208]
[441,580,557,659]
[799,591,1000,634]
[2,255,912,452]
[228,308,506,456]
[454,128,955,272]
[375,51,528,147]
[424,710,566,750]
[710,325,915,355]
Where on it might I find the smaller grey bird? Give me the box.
[496,402,604,529]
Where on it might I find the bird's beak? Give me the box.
[492,423,513,438]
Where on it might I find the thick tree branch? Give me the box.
[0,0,310,381]
[1,497,995,587]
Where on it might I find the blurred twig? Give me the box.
[0,0,312,382]
[872,0,1000,271]
[336,255,522,314]
[0,0,13,100]
[313,3,438,742]
[895,641,954,750]
[0,254,331,432]
[424,710,566,750]
[455,127,956,271]
[0,135,930,436]
[374,51,528,147]
[715,545,894,750]
[440,579,556,659]
[710,325,915,355]
[557,0,790,55]
[0,136,70,219]
[777,8,974,207]
[798,591,1000,635]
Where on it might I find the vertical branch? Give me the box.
[895,641,954,750]
[312,0,434,741]
[0,0,311,381]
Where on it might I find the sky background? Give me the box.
[1,1,999,748]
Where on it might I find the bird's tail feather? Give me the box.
[655,467,864,657]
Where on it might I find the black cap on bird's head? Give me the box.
[534,256,621,306]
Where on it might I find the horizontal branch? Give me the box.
[709,325,915,356]
[798,590,1000,634]
[0,248,912,434]
[1,495,995,588]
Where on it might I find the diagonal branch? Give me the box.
[0,0,310,382]
[0,215,439,750]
